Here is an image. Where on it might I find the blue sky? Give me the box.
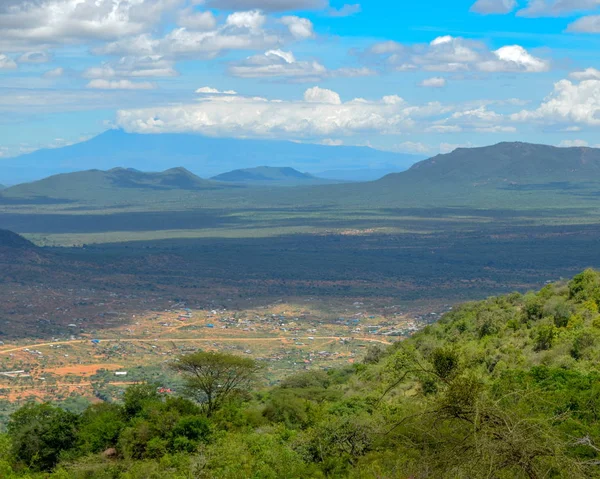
[2,0,600,159]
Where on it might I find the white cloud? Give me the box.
[470,0,517,14]
[96,12,285,60]
[87,79,156,90]
[419,77,446,88]
[229,49,373,81]
[328,4,361,17]
[43,67,64,78]
[511,77,600,126]
[479,45,550,72]
[204,0,327,11]
[394,141,431,153]
[303,86,341,104]
[281,16,314,39]
[0,0,182,51]
[440,142,474,153]
[226,10,266,31]
[321,138,343,146]
[115,87,451,137]
[366,36,549,74]
[115,86,512,140]
[17,51,51,63]
[84,56,177,79]
[559,139,589,147]
[0,54,17,69]
[570,68,600,80]
[567,15,600,32]
[518,0,600,17]
[196,86,238,94]
[177,10,217,30]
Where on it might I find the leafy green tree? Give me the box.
[122,383,160,419]
[170,351,260,417]
[8,403,78,471]
[77,403,126,454]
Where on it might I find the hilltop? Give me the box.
[1,167,228,202]
[0,229,46,266]
[380,141,600,188]
[211,166,342,186]
[0,130,422,184]
[0,229,35,249]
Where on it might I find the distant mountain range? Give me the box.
[3,141,599,207]
[211,166,342,186]
[1,167,233,202]
[0,129,422,184]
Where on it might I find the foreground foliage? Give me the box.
[3,270,600,478]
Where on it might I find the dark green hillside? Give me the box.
[212,166,341,186]
[0,229,35,249]
[4,270,600,478]
[0,184,5,190]
[381,141,600,187]
[1,167,232,203]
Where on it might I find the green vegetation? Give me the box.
[211,166,341,186]
[3,270,600,478]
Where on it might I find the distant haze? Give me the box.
[0,130,423,185]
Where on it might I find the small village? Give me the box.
[0,288,448,411]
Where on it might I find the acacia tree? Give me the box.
[170,351,260,416]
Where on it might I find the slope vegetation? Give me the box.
[3,270,600,478]
[1,167,229,202]
[381,141,600,187]
[212,166,341,186]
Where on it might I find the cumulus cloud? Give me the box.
[177,9,217,30]
[479,45,549,72]
[328,4,361,17]
[115,86,440,137]
[87,79,156,90]
[84,56,177,79]
[196,86,238,94]
[17,51,51,63]
[43,67,64,78]
[518,0,600,17]
[204,0,327,11]
[0,0,181,51]
[511,76,600,126]
[394,141,431,153]
[303,86,341,104]
[570,68,600,80]
[229,49,373,81]
[114,86,513,140]
[559,139,589,147]
[567,15,600,32]
[321,138,343,145]
[440,142,474,153]
[0,54,17,69]
[470,0,517,14]
[365,35,549,73]
[280,16,314,39]
[95,9,299,60]
[419,77,446,88]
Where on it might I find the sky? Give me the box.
[2,0,600,159]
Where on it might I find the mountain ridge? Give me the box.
[0,130,423,184]
[211,166,343,186]
[380,141,600,187]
